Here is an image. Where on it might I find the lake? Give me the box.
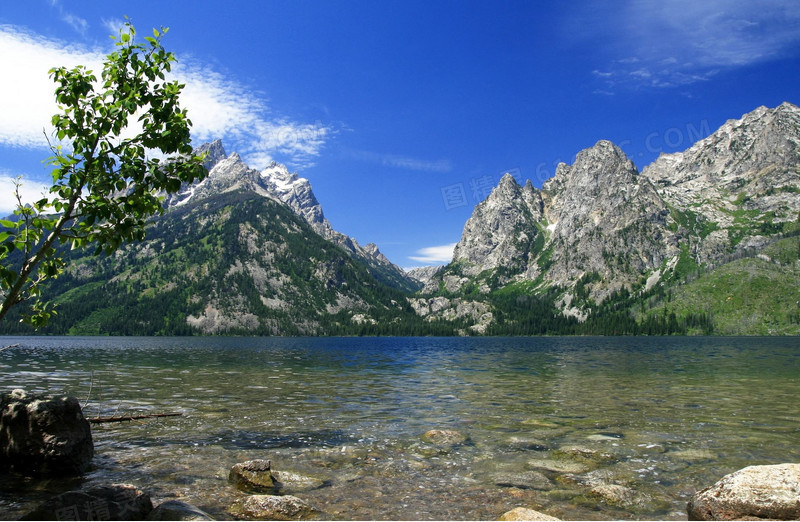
[1,336,799,520]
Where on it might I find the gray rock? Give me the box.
[272,470,326,493]
[507,437,551,451]
[421,429,469,445]
[492,471,552,490]
[589,484,640,507]
[527,458,589,474]
[147,500,215,520]
[687,463,800,520]
[22,483,152,521]
[498,507,561,521]
[229,494,319,521]
[553,446,615,464]
[670,448,717,462]
[0,389,93,476]
[229,459,276,493]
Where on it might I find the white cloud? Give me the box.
[0,26,101,149]
[50,0,89,36]
[346,149,452,173]
[0,25,331,171]
[578,0,800,90]
[408,242,456,264]
[101,18,126,38]
[0,173,51,216]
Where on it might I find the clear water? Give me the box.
[1,336,799,520]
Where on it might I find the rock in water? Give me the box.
[272,470,326,493]
[492,471,552,490]
[0,389,93,475]
[229,494,319,521]
[22,483,152,521]
[687,463,800,520]
[498,507,561,521]
[421,429,469,445]
[147,500,215,520]
[229,459,276,493]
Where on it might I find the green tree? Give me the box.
[0,22,207,326]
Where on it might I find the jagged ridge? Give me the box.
[170,140,419,293]
[419,102,800,329]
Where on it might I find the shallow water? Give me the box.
[1,336,799,520]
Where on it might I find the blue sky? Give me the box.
[2,1,800,269]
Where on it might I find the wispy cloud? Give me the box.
[49,0,88,36]
[0,172,51,216]
[101,18,126,38]
[0,25,331,171]
[578,0,800,91]
[408,243,456,264]
[174,61,333,169]
[346,149,453,173]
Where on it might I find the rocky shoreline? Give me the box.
[3,391,800,520]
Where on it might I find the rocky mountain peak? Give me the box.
[537,140,678,307]
[164,141,417,293]
[644,102,800,187]
[260,162,328,233]
[642,102,800,263]
[450,169,544,281]
[363,243,392,265]
[170,151,269,206]
[542,140,641,228]
[194,139,228,171]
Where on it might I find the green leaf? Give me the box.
[1,20,208,325]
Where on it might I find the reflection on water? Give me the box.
[1,336,799,520]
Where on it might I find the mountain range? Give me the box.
[2,102,799,335]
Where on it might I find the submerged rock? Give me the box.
[272,470,326,493]
[498,507,561,521]
[229,494,319,520]
[0,389,93,476]
[588,484,640,507]
[670,448,717,462]
[508,437,551,451]
[22,483,152,521]
[553,446,615,464]
[521,419,560,429]
[229,459,276,493]
[527,458,589,474]
[147,500,215,520]
[687,463,800,520]
[421,429,469,445]
[492,471,552,490]
[586,432,624,442]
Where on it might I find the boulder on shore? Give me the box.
[21,483,152,521]
[0,389,93,476]
[687,463,800,520]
